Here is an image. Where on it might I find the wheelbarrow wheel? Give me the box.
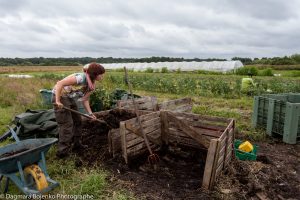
[24,164,48,191]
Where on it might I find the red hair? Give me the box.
[86,62,105,82]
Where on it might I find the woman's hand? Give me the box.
[55,102,64,109]
[88,113,97,120]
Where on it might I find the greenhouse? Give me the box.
[102,61,244,72]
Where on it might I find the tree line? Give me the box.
[0,54,299,66]
[232,54,300,65]
[0,57,225,66]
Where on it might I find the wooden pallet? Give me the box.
[116,96,158,111]
[120,111,161,164]
[89,109,152,157]
[117,97,193,112]
[158,97,193,112]
[107,110,235,190]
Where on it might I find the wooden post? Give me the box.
[160,110,169,144]
[120,122,128,164]
[202,139,219,190]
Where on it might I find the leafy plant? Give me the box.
[89,87,112,111]
[145,67,154,73]
[259,68,273,76]
[235,66,258,76]
[161,67,168,73]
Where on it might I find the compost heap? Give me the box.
[77,109,300,199]
[78,108,212,199]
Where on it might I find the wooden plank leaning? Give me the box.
[166,111,210,148]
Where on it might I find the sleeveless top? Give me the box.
[52,73,88,98]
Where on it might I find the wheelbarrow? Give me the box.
[0,126,59,195]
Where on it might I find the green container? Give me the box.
[252,93,300,144]
[241,78,255,93]
[39,89,53,106]
[234,140,258,161]
[75,98,86,114]
[40,89,86,114]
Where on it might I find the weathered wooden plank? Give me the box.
[202,139,219,190]
[193,114,231,124]
[215,162,223,178]
[167,112,211,148]
[168,127,192,137]
[117,96,158,111]
[128,117,161,130]
[127,137,145,148]
[219,134,227,148]
[227,134,234,145]
[209,139,220,190]
[160,111,169,144]
[126,141,157,155]
[172,117,227,130]
[125,125,161,145]
[168,128,215,146]
[126,127,160,139]
[218,145,226,158]
[219,129,228,141]
[158,97,192,110]
[169,120,226,133]
[127,129,161,148]
[224,150,233,166]
[126,132,140,141]
[217,152,225,168]
[172,111,231,123]
[126,121,161,135]
[222,119,235,134]
[127,143,158,157]
[108,129,122,157]
[147,129,161,138]
[168,135,204,149]
[174,104,193,112]
[120,122,128,164]
[193,128,222,138]
[117,96,156,106]
[125,112,160,124]
[167,127,217,143]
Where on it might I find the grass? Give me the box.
[0,66,297,197]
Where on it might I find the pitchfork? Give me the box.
[124,67,159,165]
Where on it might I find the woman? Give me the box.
[52,62,105,158]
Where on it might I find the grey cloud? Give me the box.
[0,0,300,58]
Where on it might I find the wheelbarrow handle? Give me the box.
[0,129,12,142]
[6,125,20,143]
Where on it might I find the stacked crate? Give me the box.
[252,93,300,144]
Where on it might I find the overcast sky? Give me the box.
[1,0,300,59]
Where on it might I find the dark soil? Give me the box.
[215,141,300,200]
[0,148,29,159]
[77,109,300,199]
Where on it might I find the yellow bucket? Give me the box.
[238,140,253,153]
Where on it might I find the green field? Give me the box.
[0,67,299,198]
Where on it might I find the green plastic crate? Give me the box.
[39,89,53,106]
[234,140,258,161]
[252,93,300,144]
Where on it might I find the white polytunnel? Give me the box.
[101,61,244,72]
